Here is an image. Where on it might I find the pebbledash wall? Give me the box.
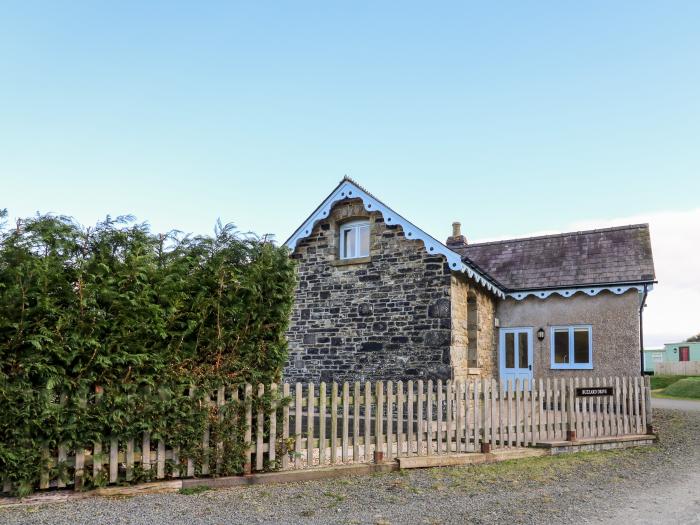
[284,199,497,384]
[496,291,641,380]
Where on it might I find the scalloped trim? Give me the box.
[285,179,505,298]
[507,284,652,301]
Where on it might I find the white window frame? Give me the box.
[339,220,370,260]
[550,325,593,370]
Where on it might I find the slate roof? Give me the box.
[455,224,656,291]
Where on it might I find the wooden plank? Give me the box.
[454,380,462,452]
[621,377,629,435]
[57,443,68,488]
[560,378,567,440]
[426,380,433,456]
[530,379,537,447]
[331,382,338,464]
[256,384,266,470]
[386,381,393,460]
[341,382,350,463]
[375,381,384,458]
[522,380,529,447]
[109,437,118,484]
[201,390,211,476]
[643,376,652,434]
[537,379,544,443]
[319,382,326,466]
[474,379,481,450]
[416,380,424,456]
[282,383,290,469]
[606,376,614,437]
[39,447,50,489]
[187,385,196,477]
[490,379,497,447]
[353,382,360,462]
[396,381,404,457]
[74,447,85,491]
[436,380,443,455]
[407,380,414,455]
[157,440,165,479]
[498,381,504,448]
[505,380,512,447]
[364,381,372,461]
[514,379,521,446]
[307,383,315,467]
[216,386,225,473]
[465,381,472,451]
[634,376,642,434]
[446,380,454,454]
[244,384,253,473]
[125,438,134,482]
[142,432,151,473]
[481,378,489,443]
[294,383,302,468]
[269,383,278,466]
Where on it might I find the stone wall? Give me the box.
[285,199,455,384]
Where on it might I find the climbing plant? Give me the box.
[0,210,296,495]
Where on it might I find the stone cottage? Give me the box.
[284,178,656,385]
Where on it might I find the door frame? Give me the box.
[498,327,534,387]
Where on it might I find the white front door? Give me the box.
[499,328,533,388]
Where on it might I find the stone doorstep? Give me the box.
[534,433,658,448]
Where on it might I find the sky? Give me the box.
[1,2,698,345]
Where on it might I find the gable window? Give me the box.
[550,325,592,369]
[339,220,370,259]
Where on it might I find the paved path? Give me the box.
[652,396,700,411]
[602,469,700,524]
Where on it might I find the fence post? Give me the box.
[294,383,302,468]
[269,383,278,467]
[567,378,576,441]
[374,381,384,463]
[396,381,404,457]
[644,376,654,434]
[386,381,393,461]
[342,382,350,463]
[282,383,290,469]
[436,379,443,455]
[319,382,326,465]
[307,383,315,467]
[331,382,338,464]
[244,384,253,474]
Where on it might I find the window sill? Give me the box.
[331,256,372,267]
[550,364,594,370]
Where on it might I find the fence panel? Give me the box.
[1,375,653,495]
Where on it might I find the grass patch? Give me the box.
[178,485,212,495]
[650,375,690,389]
[662,377,700,399]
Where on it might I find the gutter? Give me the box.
[639,283,649,375]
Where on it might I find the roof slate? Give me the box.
[456,224,656,291]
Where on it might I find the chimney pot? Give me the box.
[452,222,462,237]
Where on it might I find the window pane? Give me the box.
[343,228,355,258]
[518,332,529,369]
[358,225,369,257]
[573,329,590,364]
[505,333,515,368]
[554,330,569,364]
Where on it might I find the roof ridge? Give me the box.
[466,223,650,248]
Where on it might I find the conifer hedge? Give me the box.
[0,210,296,495]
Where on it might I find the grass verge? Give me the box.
[650,375,700,399]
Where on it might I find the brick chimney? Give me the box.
[446,221,468,248]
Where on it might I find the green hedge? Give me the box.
[0,211,296,495]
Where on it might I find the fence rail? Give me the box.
[1,375,651,494]
[655,361,700,376]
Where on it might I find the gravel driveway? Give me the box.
[2,407,699,525]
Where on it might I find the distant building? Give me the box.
[643,347,666,373]
[663,341,700,364]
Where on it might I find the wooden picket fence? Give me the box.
[1,375,651,494]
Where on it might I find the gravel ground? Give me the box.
[2,406,699,525]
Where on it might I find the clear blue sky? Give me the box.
[2,2,699,244]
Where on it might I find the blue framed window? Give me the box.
[550,325,593,369]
